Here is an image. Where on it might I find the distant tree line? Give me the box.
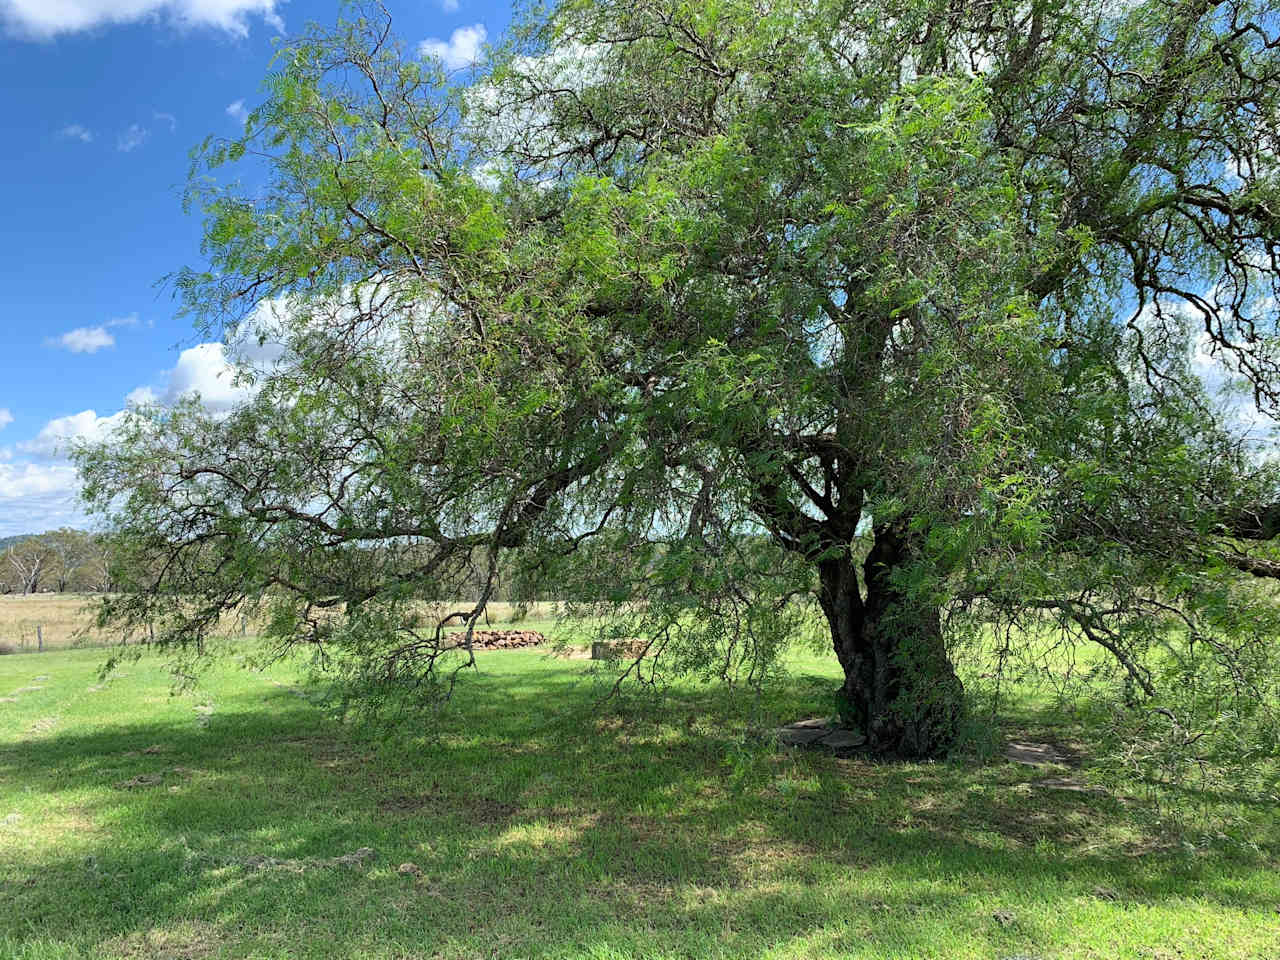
[1,529,116,595]
[0,529,556,602]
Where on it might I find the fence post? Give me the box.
[36,625,43,652]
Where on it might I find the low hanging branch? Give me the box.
[76,0,1280,759]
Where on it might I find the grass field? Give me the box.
[1,639,1278,959]
[0,594,105,652]
[0,595,563,654]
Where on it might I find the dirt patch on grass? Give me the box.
[379,791,443,814]
[378,787,518,825]
[102,920,222,960]
[116,773,165,789]
[243,846,376,873]
[466,796,519,824]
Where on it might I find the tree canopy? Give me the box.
[1,529,109,595]
[79,0,1280,758]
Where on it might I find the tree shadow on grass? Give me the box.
[0,660,1277,958]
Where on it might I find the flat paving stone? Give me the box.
[777,726,829,746]
[1035,776,1106,794]
[819,730,868,752]
[1004,741,1065,766]
[790,717,831,729]
[777,721,869,754]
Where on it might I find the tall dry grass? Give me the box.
[0,594,563,654]
[0,594,105,652]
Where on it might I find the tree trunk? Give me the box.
[817,521,964,758]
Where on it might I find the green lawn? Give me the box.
[0,641,1276,959]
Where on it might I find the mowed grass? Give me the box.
[0,641,1277,960]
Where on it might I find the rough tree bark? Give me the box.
[817,521,964,758]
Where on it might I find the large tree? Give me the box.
[5,537,53,596]
[79,0,1280,756]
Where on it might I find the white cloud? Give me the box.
[0,461,85,536]
[48,325,115,354]
[161,342,253,411]
[58,123,93,142]
[0,462,77,497]
[153,111,177,132]
[113,335,278,421]
[1,335,269,533]
[17,345,241,462]
[19,409,127,460]
[419,23,486,70]
[107,311,141,328]
[0,409,12,430]
[117,123,148,152]
[464,42,608,164]
[225,99,249,124]
[1,0,284,39]
[470,157,506,190]
[440,0,460,11]
[3,289,393,533]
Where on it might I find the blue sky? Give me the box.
[0,0,514,537]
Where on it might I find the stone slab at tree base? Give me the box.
[1003,741,1068,766]
[776,719,868,756]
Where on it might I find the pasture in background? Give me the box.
[0,594,102,653]
[0,594,566,655]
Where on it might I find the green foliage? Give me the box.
[76,0,1280,761]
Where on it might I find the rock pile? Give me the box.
[463,630,547,649]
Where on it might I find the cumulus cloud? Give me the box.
[47,325,115,354]
[440,0,460,11]
[1,0,284,39]
[7,290,385,533]
[0,462,85,537]
[117,123,148,152]
[225,99,249,124]
[58,123,93,142]
[1133,295,1279,441]
[159,342,255,410]
[8,318,287,532]
[419,24,486,70]
[464,42,608,165]
[19,409,128,460]
[16,344,251,461]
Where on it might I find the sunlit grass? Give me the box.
[0,640,1276,959]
